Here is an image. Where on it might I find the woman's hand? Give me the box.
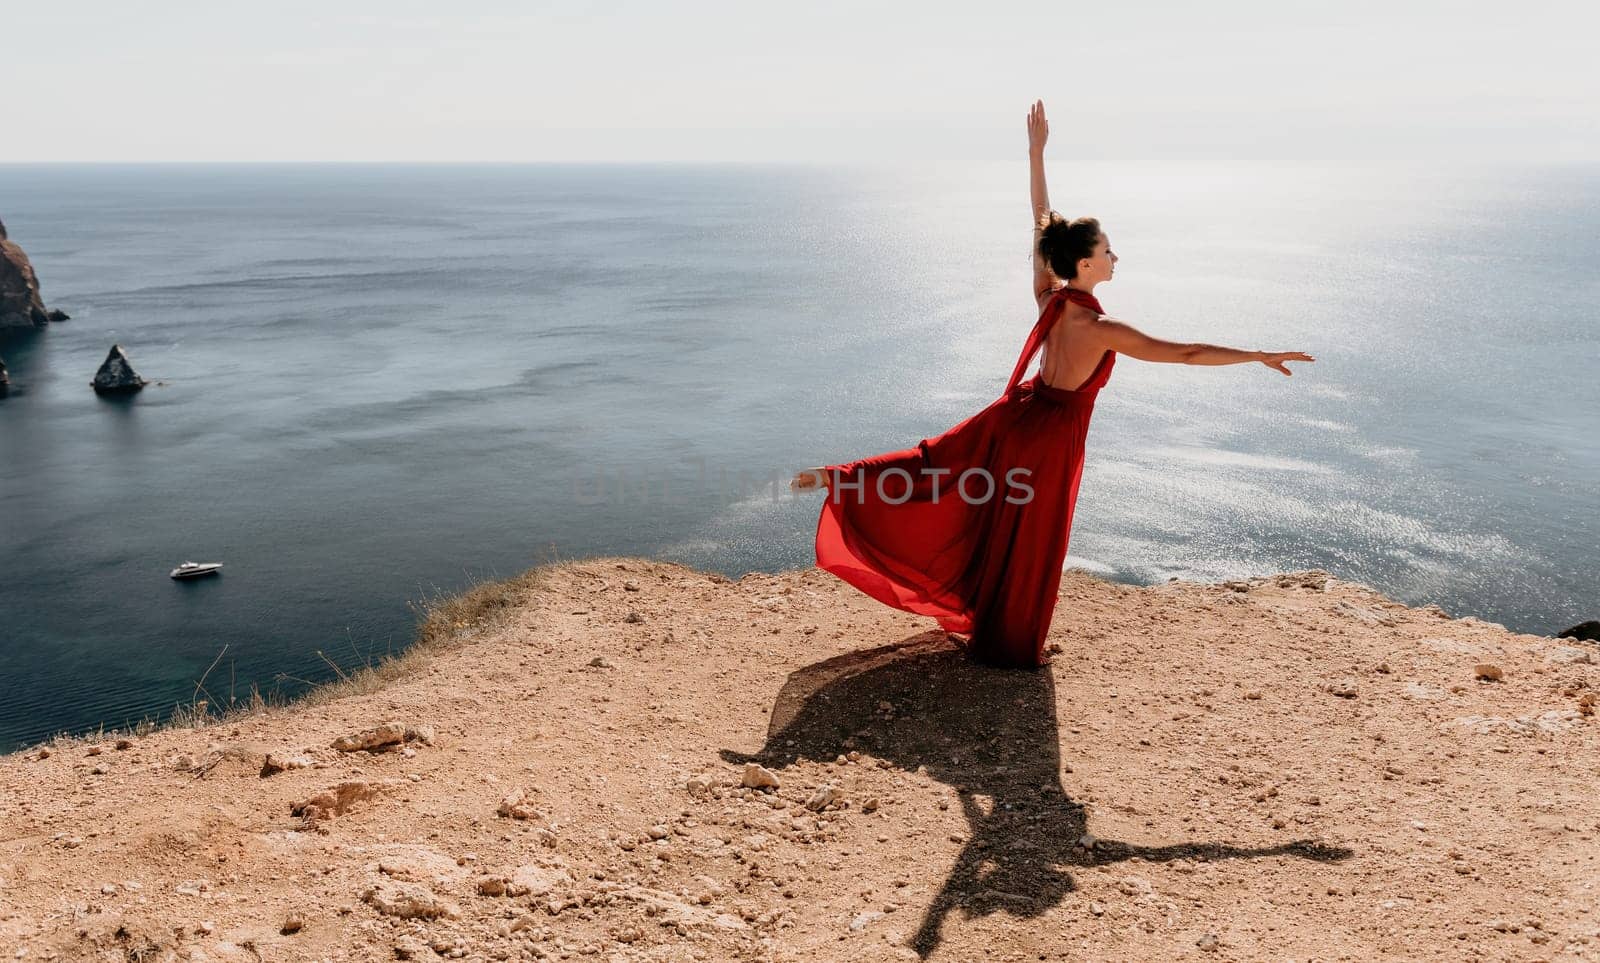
[790,468,833,492]
[1258,351,1315,375]
[1027,99,1049,156]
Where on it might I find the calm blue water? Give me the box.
[2,162,1596,752]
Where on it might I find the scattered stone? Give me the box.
[114,739,133,750]
[331,722,405,753]
[260,751,314,777]
[741,763,780,791]
[290,779,397,828]
[329,721,432,753]
[361,881,461,920]
[497,789,538,820]
[624,610,645,624]
[1327,679,1359,698]
[1198,932,1219,951]
[279,914,305,935]
[861,797,880,814]
[623,580,641,592]
[805,785,843,812]
[588,656,614,669]
[850,910,885,932]
[1474,663,1504,682]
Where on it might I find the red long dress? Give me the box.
[813,286,1115,669]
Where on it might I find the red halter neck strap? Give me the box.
[1004,286,1104,397]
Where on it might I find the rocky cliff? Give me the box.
[0,217,65,331]
[0,558,1595,961]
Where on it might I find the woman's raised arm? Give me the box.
[1027,100,1056,302]
[1028,100,1051,222]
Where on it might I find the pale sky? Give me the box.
[8,0,1596,162]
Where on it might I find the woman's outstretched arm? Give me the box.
[1028,100,1051,222]
[1027,100,1056,302]
[1093,314,1315,376]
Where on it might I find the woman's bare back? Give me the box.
[1036,287,1107,391]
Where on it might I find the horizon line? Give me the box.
[3,157,1596,167]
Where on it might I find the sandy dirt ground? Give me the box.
[2,557,1597,962]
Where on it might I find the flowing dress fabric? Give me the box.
[814,287,1115,668]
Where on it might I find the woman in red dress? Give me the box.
[793,100,1314,669]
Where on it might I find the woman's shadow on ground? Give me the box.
[720,633,1352,958]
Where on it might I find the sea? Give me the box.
[1,161,1596,753]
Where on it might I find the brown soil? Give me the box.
[2,558,1596,962]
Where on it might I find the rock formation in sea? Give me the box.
[0,353,9,389]
[91,343,148,394]
[0,217,61,331]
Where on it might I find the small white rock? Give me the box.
[741,763,780,790]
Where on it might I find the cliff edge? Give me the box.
[1,558,1595,961]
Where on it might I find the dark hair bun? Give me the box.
[1037,212,1102,281]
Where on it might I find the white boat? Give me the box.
[170,560,223,579]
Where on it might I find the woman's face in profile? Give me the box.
[1080,233,1118,283]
